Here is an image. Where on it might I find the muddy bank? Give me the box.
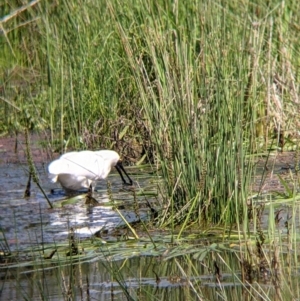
[0,132,56,164]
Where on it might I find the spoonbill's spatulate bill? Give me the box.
[48,150,132,191]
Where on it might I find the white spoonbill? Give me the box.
[48,150,133,191]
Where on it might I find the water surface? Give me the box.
[0,162,156,251]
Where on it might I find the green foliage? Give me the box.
[108,0,257,227]
[1,0,300,227]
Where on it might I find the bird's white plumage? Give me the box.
[48,150,121,191]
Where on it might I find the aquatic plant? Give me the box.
[1,0,300,234]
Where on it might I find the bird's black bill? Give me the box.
[115,161,133,186]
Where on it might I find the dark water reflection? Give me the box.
[1,252,296,301]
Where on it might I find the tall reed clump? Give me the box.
[107,0,281,229]
[2,0,300,229]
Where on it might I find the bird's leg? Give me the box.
[88,184,93,196]
[85,184,99,206]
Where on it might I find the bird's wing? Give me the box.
[48,151,104,180]
[60,151,82,159]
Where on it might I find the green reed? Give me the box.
[2,3,300,301]
[1,0,300,230]
[108,0,259,229]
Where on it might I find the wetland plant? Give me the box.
[1,0,300,229]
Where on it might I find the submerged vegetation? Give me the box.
[1,0,300,300]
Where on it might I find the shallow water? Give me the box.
[0,163,156,251]
[1,161,299,301]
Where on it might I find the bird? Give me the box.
[48,150,133,191]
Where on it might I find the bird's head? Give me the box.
[94,150,132,185]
